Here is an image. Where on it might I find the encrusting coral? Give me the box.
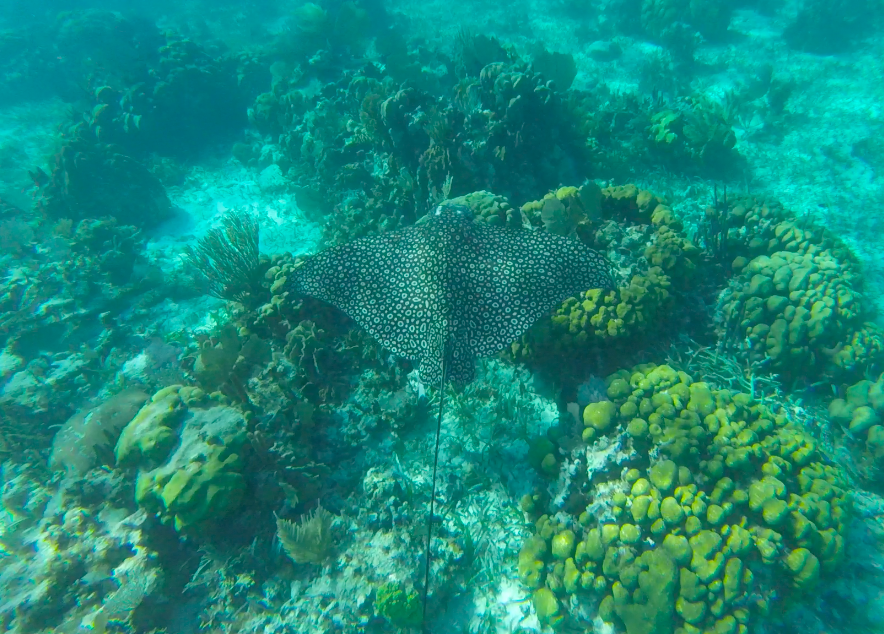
[115,385,248,532]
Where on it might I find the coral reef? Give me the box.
[1,5,883,634]
[515,184,699,368]
[520,363,851,633]
[30,125,172,228]
[249,51,592,247]
[0,216,167,447]
[0,464,160,634]
[77,31,257,158]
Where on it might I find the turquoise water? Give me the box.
[0,1,883,633]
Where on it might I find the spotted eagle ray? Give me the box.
[289,201,614,627]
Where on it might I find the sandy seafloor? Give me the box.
[1,1,884,633]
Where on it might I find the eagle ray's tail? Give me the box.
[421,352,447,631]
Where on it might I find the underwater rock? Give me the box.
[50,389,149,477]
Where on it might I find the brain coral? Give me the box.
[520,363,850,634]
[50,389,148,477]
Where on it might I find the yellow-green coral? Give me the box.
[721,248,880,380]
[645,225,699,286]
[115,385,209,465]
[720,198,858,267]
[514,267,671,360]
[599,185,682,229]
[513,185,698,366]
[829,373,884,482]
[374,581,422,628]
[519,364,851,633]
[137,444,245,531]
[447,190,521,228]
[115,387,183,466]
[702,196,883,380]
[117,385,247,532]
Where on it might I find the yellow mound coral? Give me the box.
[698,195,884,381]
[519,363,850,633]
[514,267,671,359]
[446,190,522,228]
[829,374,884,482]
[705,196,856,271]
[720,248,883,380]
[513,185,697,364]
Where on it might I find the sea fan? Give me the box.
[276,505,334,565]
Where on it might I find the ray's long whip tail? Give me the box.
[421,347,448,631]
